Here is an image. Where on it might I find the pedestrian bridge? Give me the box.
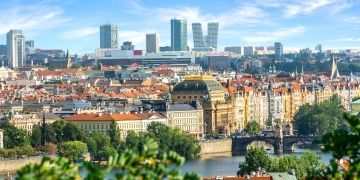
[232,135,322,155]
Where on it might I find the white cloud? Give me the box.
[337,37,360,42]
[241,26,306,43]
[0,2,68,34]
[61,27,99,39]
[283,0,335,17]
[118,30,157,49]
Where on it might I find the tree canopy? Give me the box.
[294,95,345,136]
[17,138,200,180]
[244,121,261,136]
[0,122,30,148]
[58,141,88,162]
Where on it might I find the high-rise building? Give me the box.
[192,23,205,48]
[6,29,25,68]
[224,46,241,54]
[146,33,160,53]
[171,19,187,51]
[243,46,254,56]
[206,22,219,50]
[25,40,35,55]
[192,22,219,51]
[0,45,6,56]
[274,42,283,60]
[315,44,322,53]
[100,24,118,49]
[120,41,134,50]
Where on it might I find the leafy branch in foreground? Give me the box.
[321,113,360,179]
[17,138,200,180]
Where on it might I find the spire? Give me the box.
[330,55,340,81]
[66,49,72,69]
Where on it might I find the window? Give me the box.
[183,96,186,99]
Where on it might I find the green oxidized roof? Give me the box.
[172,79,223,92]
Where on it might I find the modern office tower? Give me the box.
[243,46,254,56]
[25,40,35,55]
[255,46,265,51]
[120,41,134,50]
[315,44,323,53]
[171,18,187,51]
[146,33,160,53]
[192,23,206,48]
[0,45,6,56]
[6,29,25,68]
[224,46,241,54]
[206,22,219,50]
[100,24,118,49]
[274,42,283,60]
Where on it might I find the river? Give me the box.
[1,145,332,179]
[180,144,332,177]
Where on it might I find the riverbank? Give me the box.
[0,156,43,175]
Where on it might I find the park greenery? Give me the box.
[237,147,325,179]
[294,95,345,136]
[244,121,261,135]
[0,119,200,161]
[17,138,200,180]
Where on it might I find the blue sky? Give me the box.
[0,0,359,54]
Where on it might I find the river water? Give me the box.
[180,144,332,177]
[1,145,332,179]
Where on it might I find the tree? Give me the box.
[31,125,42,147]
[58,141,88,162]
[63,122,85,142]
[85,132,113,163]
[31,124,57,147]
[0,122,30,148]
[17,138,200,180]
[321,113,360,179]
[52,120,67,143]
[245,121,261,136]
[294,96,345,136]
[107,120,121,148]
[145,122,200,159]
[237,147,271,176]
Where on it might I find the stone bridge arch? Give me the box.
[232,137,282,155]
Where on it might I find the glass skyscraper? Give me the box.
[192,22,219,51]
[206,22,219,50]
[274,42,283,60]
[6,29,25,68]
[192,23,205,48]
[171,19,187,51]
[100,24,118,49]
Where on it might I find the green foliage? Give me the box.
[17,138,200,180]
[237,148,325,179]
[123,122,201,159]
[0,122,30,148]
[107,120,122,148]
[31,124,57,146]
[294,96,345,136]
[237,147,271,176]
[0,145,34,159]
[245,121,261,135]
[85,132,115,163]
[58,141,88,162]
[321,113,360,179]
[52,120,67,143]
[62,122,85,142]
[17,156,81,180]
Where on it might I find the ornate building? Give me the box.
[171,75,236,135]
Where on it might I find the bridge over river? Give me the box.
[232,135,321,155]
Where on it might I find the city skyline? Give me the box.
[0,0,359,53]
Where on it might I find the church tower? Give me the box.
[66,50,72,69]
[330,55,340,81]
